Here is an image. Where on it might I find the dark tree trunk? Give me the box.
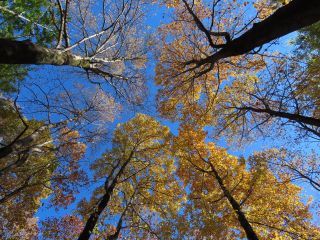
[77,185,115,240]
[78,152,134,240]
[210,166,259,240]
[0,39,91,67]
[192,0,320,66]
[241,107,320,128]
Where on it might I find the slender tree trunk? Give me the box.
[77,184,115,240]
[210,166,259,240]
[240,106,320,128]
[78,152,134,240]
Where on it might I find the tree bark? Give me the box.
[191,0,320,66]
[77,151,134,240]
[77,185,115,240]
[0,39,92,68]
[240,106,320,128]
[210,166,259,240]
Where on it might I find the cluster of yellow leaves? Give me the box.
[80,114,185,238]
[171,124,320,239]
[253,0,278,19]
[164,0,181,8]
[254,0,292,19]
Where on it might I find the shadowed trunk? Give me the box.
[210,166,259,240]
[239,106,320,128]
[191,0,320,66]
[77,151,134,240]
[0,39,92,68]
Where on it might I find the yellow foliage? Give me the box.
[171,125,320,239]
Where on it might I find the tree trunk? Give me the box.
[0,39,92,68]
[192,0,320,66]
[241,107,320,128]
[78,152,134,240]
[210,166,259,240]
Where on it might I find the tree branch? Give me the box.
[187,0,320,67]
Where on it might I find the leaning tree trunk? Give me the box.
[189,0,320,66]
[210,166,259,240]
[78,151,134,240]
[240,107,320,128]
[0,38,92,68]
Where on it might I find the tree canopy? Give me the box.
[0,0,319,239]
